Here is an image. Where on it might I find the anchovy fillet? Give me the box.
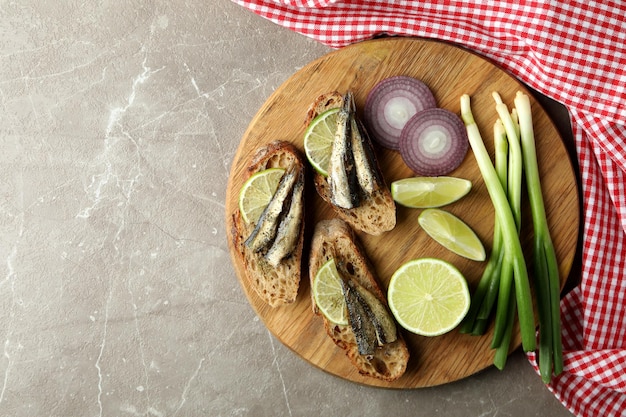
[351,116,382,196]
[348,279,397,345]
[342,278,378,356]
[339,265,398,356]
[329,91,384,208]
[264,171,304,267]
[244,168,298,253]
[328,93,360,209]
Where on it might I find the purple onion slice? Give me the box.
[399,108,469,176]
[364,76,437,150]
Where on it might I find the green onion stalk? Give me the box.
[514,91,563,382]
[460,94,536,354]
[459,121,507,336]
[491,119,517,370]
[490,94,522,352]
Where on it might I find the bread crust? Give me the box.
[306,92,396,236]
[304,90,343,126]
[231,140,306,307]
[309,218,409,382]
[313,174,396,236]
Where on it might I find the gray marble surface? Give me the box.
[0,1,577,416]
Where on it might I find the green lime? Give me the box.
[303,108,340,176]
[419,208,486,261]
[312,258,349,325]
[387,258,470,336]
[238,168,286,224]
[391,176,471,208]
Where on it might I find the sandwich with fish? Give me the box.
[309,218,409,381]
[305,91,396,236]
[231,140,306,307]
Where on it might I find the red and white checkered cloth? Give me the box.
[231,1,626,415]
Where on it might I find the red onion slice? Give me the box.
[399,108,469,176]
[364,76,437,150]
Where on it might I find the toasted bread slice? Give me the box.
[309,218,409,381]
[231,140,306,307]
[304,90,344,126]
[306,92,396,236]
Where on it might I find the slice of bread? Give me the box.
[304,90,344,126]
[231,140,306,307]
[305,92,396,236]
[309,218,409,381]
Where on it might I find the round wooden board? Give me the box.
[225,38,579,388]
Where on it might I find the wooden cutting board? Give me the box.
[225,38,579,388]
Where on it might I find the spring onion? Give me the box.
[492,92,522,230]
[459,120,507,335]
[491,97,522,350]
[493,120,516,365]
[514,91,563,382]
[483,120,508,327]
[460,94,536,353]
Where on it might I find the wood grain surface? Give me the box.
[225,38,579,388]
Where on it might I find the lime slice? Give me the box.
[391,176,472,208]
[387,258,470,336]
[238,168,286,224]
[418,208,486,261]
[312,258,349,325]
[303,108,340,176]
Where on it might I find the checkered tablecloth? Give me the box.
[231,1,626,415]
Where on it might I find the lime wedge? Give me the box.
[387,258,470,336]
[238,168,286,224]
[303,108,340,176]
[312,258,349,325]
[391,176,472,208]
[418,208,486,261]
